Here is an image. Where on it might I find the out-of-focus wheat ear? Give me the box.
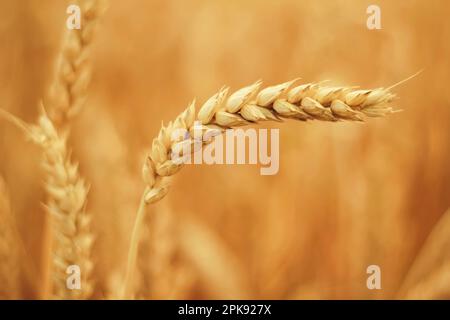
[39,0,107,298]
[0,177,20,299]
[398,208,450,299]
[402,261,450,299]
[179,216,251,299]
[33,113,94,299]
[0,108,95,299]
[47,0,107,126]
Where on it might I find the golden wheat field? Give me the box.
[0,0,449,300]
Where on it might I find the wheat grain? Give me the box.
[121,78,398,298]
[0,177,20,299]
[47,0,106,126]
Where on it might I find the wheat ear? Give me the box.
[33,111,94,299]
[121,78,399,298]
[0,108,94,299]
[0,177,20,299]
[48,0,106,125]
[37,0,106,298]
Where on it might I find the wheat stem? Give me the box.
[120,187,149,299]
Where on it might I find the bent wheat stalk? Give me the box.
[48,0,106,125]
[121,78,400,298]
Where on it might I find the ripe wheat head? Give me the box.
[142,79,397,205]
[121,78,399,298]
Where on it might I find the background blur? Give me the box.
[0,0,449,299]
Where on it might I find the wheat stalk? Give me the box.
[0,177,20,299]
[47,0,106,126]
[121,77,400,298]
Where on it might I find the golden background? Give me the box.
[0,0,449,299]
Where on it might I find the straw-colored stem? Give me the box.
[121,187,149,299]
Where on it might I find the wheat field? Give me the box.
[0,0,449,300]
